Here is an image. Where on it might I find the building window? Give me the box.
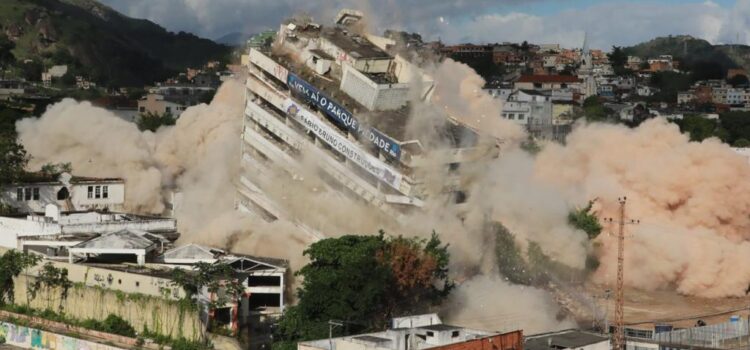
[135,281,140,287]
[88,186,93,199]
[16,188,22,201]
[452,331,460,338]
[24,188,31,201]
[95,186,101,199]
[57,187,69,200]
[518,114,526,120]
[165,107,172,113]
[426,331,434,337]
[102,186,109,199]
[32,187,39,200]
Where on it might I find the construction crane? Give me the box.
[604,197,639,350]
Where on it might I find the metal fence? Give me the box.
[651,320,750,349]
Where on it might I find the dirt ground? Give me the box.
[585,284,750,329]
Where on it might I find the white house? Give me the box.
[1,172,125,213]
[636,85,657,97]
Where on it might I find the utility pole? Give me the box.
[329,320,344,350]
[604,197,639,350]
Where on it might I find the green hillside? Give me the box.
[622,35,739,76]
[0,0,231,87]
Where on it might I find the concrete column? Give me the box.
[68,252,74,264]
[136,253,146,266]
[279,274,285,312]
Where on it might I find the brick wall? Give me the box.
[430,331,523,350]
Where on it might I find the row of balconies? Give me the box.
[241,107,415,218]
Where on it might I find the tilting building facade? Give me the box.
[239,10,499,223]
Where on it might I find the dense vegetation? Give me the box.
[273,233,452,350]
[674,111,750,146]
[0,0,231,86]
[137,111,176,132]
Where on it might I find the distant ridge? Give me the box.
[0,0,231,86]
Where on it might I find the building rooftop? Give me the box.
[319,27,390,60]
[299,314,506,350]
[72,229,158,250]
[525,330,609,350]
[6,172,123,185]
[517,75,582,84]
[272,51,479,149]
[419,324,461,331]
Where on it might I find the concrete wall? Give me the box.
[429,332,523,350]
[0,321,125,350]
[0,217,61,249]
[340,65,409,111]
[14,275,203,341]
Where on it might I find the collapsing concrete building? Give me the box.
[239,10,500,224]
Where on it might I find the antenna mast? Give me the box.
[604,197,639,350]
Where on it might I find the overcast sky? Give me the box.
[98,0,750,49]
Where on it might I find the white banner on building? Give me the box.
[249,49,289,83]
[282,99,405,192]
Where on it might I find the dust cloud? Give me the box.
[16,79,311,266]
[535,119,750,297]
[444,276,576,334]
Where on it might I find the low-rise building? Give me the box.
[1,172,125,213]
[0,80,25,100]
[138,93,187,117]
[514,75,582,92]
[298,314,522,350]
[677,91,695,105]
[1,208,177,250]
[525,330,609,350]
[41,65,68,86]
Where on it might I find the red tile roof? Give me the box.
[517,75,581,83]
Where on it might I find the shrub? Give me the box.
[101,314,137,338]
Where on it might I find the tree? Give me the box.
[376,233,453,319]
[40,162,72,177]
[733,138,750,148]
[719,111,750,144]
[728,74,749,88]
[28,263,72,312]
[0,135,30,184]
[19,60,43,82]
[0,34,15,69]
[676,114,721,142]
[568,200,602,240]
[0,251,41,306]
[137,111,176,132]
[275,233,453,348]
[170,262,244,311]
[582,96,612,122]
[608,46,630,76]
